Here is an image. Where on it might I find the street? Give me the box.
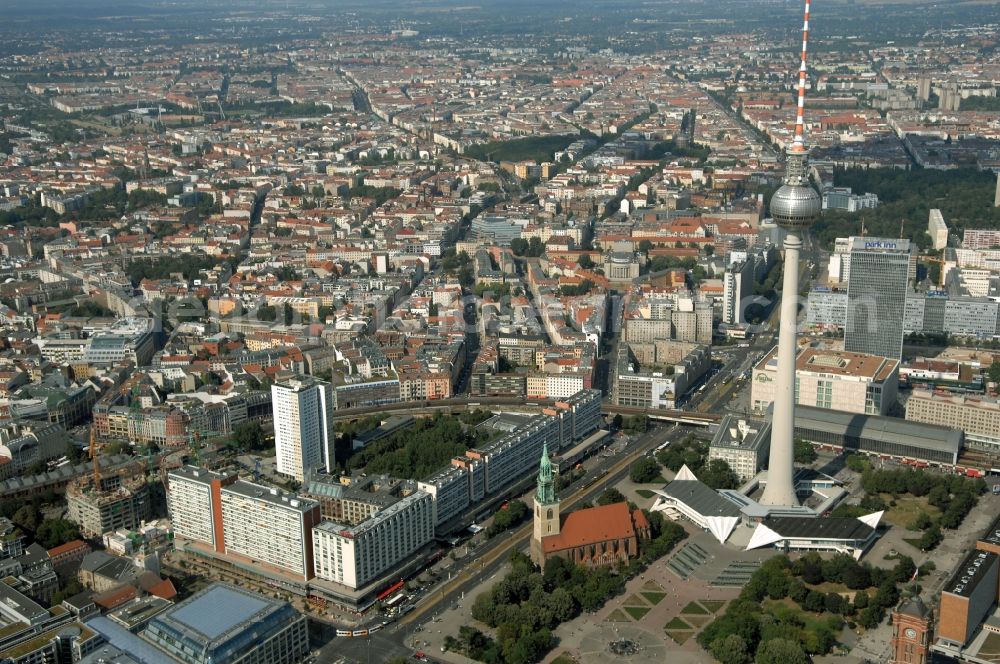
[321,424,685,663]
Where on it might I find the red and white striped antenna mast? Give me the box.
[791,0,811,153]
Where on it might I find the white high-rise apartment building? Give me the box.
[272,377,335,482]
[312,491,434,590]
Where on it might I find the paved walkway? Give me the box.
[543,526,735,664]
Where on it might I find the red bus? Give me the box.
[377,579,404,601]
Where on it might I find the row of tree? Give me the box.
[486,500,530,538]
[510,236,546,258]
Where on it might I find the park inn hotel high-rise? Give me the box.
[845,237,912,361]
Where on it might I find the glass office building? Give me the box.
[845,237,911,360]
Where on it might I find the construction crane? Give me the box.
[188,425,202,467]
[89,426,100,489]
[130,383,144,442]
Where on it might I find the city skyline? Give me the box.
[0,1,999,663]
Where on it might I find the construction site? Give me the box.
[65,426,152,537]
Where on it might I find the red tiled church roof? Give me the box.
[542,502,637,553]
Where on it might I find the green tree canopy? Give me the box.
[629,457,662,484]
[755,638,809,664]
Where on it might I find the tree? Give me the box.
[621,415,648,433]
[458,266,474,288]
[12,505,40,533]
[704,244,715,257]
[766,573,789,600]
[800,557,824,585]
[65,441,85,463]
[892,556,917,584]
[545,587,577,623]
[793,438,817,464]
[102,438,132,456]
[700,459,738,490]
[824,592,845,614]
[710,634,749,664]
[577,254,595,270]
[857,606,882,629]
[231,421,265,452]
[803,590,826,613]
[841,562,872,590]
[487,500,529,537]
[257,304,277,321]
[845,454,869,472]
[854,590,870,610]
[630,457,662,484]
[596,488,626,505]
[988,359,1000,384]
[755,638,809,664]
[283,303,293,326]
[917,524,942,550]
[35,519,80,549]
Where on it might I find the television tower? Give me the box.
[759,0,822,507]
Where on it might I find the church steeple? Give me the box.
[536,442,555,504]
[531,442,561,568]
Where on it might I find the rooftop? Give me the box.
[979,511,1000,549]
[542,502,643,553]
[167,585,269,641]
[222,478,319,513]
[848,237,912,254]
[658,480,741,518]
[795,405,962,456]
[711,413,770,451]
[944,549,998,599]
[761,515,875,541]
[757,346,898,381]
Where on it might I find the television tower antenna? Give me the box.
[790,0,811,154]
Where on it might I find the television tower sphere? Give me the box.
[770,151,821,231]
[771,181,821,230]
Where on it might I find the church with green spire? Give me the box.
[530,442,651,570]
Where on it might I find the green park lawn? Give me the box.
[880,494,940,529]
[700,599,727,613]
[665,617,691,630]
[681,601,709,615]
[624,606,651,620]
[605,608,631,622]
[641,591,666,605]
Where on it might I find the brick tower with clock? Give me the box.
[891,596,933,664]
